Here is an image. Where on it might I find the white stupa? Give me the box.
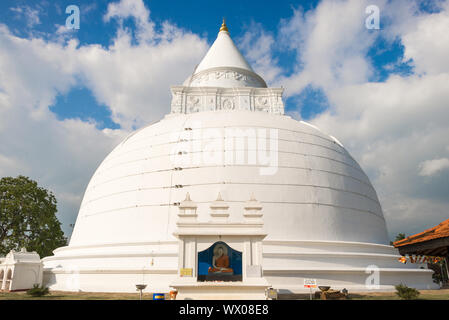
[42,21,436,297]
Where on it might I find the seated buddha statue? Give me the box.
[208,245,233,274]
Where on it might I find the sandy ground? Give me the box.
[347,289,449,300]
[0,290,152,300]
[1,289,449,300]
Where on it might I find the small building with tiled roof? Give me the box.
[394,218,449,286]
[394,218,449,257]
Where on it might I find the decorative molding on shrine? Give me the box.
[177,192,198,223]
[170,85,284,115]
[210,192,230,221]
[186,66,267,88]
[174,193,266,237]
[244,194,263,223]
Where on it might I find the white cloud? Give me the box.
[0,23,126,234]
[277,0,381,95]
[381,196,449,238]
[0,153,26,177]
[76,31,207,130]
[0,0,208,236]
[75,0,209,130]
[238,23,283,84]
[104,0,155,43]
[10,5,41,28]
[400,1,449,74]
[419,158,449,176]
[270,0,449,238]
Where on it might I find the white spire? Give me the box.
[183,21,267,88]
[171,21,284,115]
[195,24,253,74]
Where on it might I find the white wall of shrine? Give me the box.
[0,248,43,292]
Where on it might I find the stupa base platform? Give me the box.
[170,279,270,300]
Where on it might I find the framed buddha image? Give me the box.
[197,241,242,282]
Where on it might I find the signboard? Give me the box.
[180,268,193,277]
[267,288,278,300]
[304,278,317,288]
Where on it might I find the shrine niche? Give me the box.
[198,241,242,282]
[170,192,270,299]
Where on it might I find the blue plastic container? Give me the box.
[153,293,165,300]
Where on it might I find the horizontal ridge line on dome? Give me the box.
[57,239,395,252]
[54,241,178,252]
[91,156,369,189]
[96,152,362,180]
[81,185,380,210]
[42,268,433,275]
[94,149,364,179]
[103,137,346,168]
[105,134,347,162]
[42,267,432,276]
[263,251,401,258]
[263,239,394,247]
[120,120,161,145]
[100,137,350,170]
[114,124,342,152]
[86,169,374,198]
[42,251,402,262]
[43,268,178,275]
[50,240,398,257]
[44,251,402,260]
[98,147,356,178]
[262,268,434,274]
[42,252,178,261]
[118,125,345,150]
[80,182,381,208]
[101,142,350,165]
[85,165,375,194]
[79,201,384,221]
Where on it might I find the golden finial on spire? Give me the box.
[219,18,229,32]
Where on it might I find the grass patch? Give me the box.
[0,291,161,300]
[349,289,449,300]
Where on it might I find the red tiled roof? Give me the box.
[394,218,449,247]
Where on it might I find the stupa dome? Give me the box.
[42,21,435,294]
[67,110,388,247]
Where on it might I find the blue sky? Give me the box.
[2,0,320,44]
[1,0,449,240]
[1,0,411,127]
[1,0,312,127]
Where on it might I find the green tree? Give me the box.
[395,233,406,242]
[395,283,420,300]
[0,176,67,257]
[390,233,407,245]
